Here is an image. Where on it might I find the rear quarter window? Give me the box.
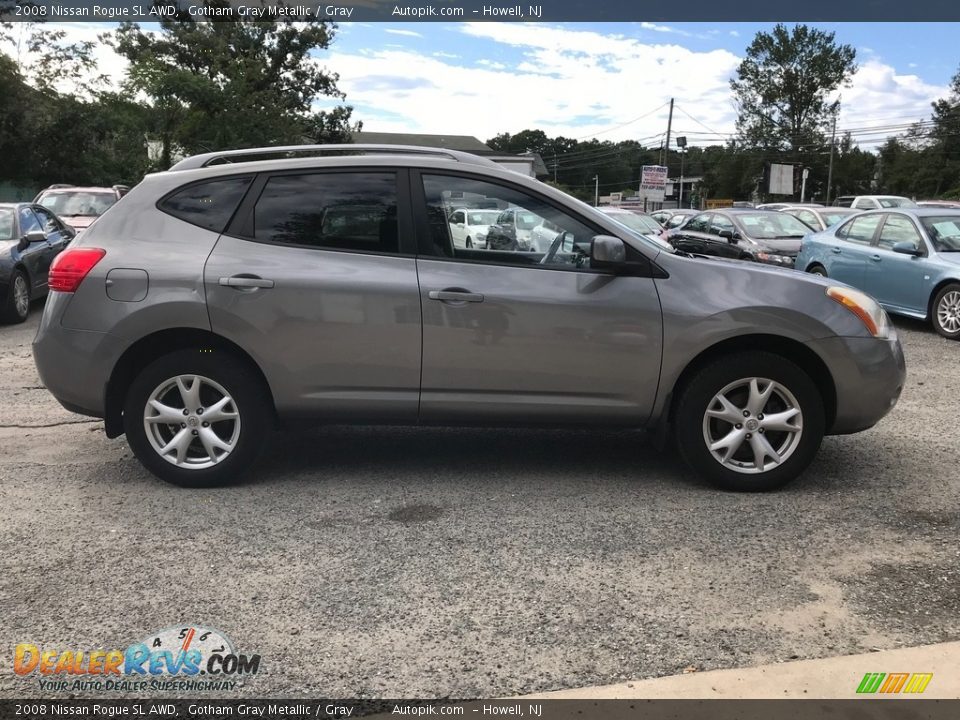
[159,176,253,233]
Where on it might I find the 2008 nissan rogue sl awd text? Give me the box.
[32,145,906,491]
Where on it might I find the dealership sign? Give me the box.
[639,165,668,202]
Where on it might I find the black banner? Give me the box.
[2,0,960,22]
[3,699,960,720]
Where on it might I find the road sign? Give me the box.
[639,165,667,202]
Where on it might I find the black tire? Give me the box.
[808,265,828,277]
[931,283,960,340]
[1,268,30,324]
[123,349,273,487]
[674,351,825,492]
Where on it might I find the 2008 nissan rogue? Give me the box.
[32,145,906,491]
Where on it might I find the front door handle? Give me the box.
[831,247,842,254]
[870,254,882,262]
[219,275,274,289]
[428,289,484,303]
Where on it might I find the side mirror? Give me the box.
[590,235,626,269]
[26,230,46,243]
[892,241,923,257]
[718,230,740,242]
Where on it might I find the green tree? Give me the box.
[732,24,856,152]
[108,4,360,167]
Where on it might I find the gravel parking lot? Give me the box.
[1,303,958,699]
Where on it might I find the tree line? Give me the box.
[0,14,359,191]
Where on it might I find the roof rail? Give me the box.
[168,144,502,172]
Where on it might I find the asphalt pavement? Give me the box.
[1,302,958,699]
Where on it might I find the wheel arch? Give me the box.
[664,334,837,432]
[927,277,960,321]
[104,328,276,438]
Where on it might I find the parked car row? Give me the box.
[1,183,128,324]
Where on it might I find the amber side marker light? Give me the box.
[826,286,887,337]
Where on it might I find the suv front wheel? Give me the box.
[674,352,825,491]
[123,350,273,487]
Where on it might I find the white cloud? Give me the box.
[384,29,423,38]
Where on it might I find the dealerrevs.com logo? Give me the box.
[14,626,261,692]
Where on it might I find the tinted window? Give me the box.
[421,174,597,270]
[32,206,61,234]
[710,215,736,236]
[38,191,116,217]
[161,176,252,233]
[878,215,922,251]
[737,213,811,238]
[843,214,882,245]
[686,213,711,233]
[19,207,42,235]
[253,172,398,253]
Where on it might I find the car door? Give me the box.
[708,214,746,258]
[861,213,929,314]
[204,168,422,422]
[413,171,663,425]
[31,205,70,286]
[823,213,882,288]
[669,212,713,254]
[15,207,49,294]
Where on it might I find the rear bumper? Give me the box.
[32,293,128,419]
[808,333,906,435]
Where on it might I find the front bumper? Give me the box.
[808,333,906,435]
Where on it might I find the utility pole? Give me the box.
[593,175,599,206]
[664,98,674,165]
[553,152,558,183]
[826,108,838,205]
[677,136,687,208]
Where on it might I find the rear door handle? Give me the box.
[870,254,882,262]
[831,247,842,254]
[219,275,275,289]
[428,289,484,303]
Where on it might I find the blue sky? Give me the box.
[320,22,957,148]
[11,22,958,150]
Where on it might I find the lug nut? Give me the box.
[181,423,186,428]
[197,408,204,415]
[735,423,743,429]
[742,410,750,417]
[759,428,765,434]
[191,429,198,436]
[202,422,209,428]
[182,409,189,416]
[746,433,753,439]
[758,413,764,420]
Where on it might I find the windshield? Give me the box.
[920,217,960,251]
[467,211,499,226]
[737,212,812,239]
[602,211,661,235]
[822,210,857,226]
[0,209,13,241]
[879,197,917,208]
[38,191,117,217]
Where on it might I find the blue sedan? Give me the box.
[795,208,960,339]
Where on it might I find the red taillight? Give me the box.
[48,248,106,293]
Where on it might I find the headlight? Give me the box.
[826,286,892,338]
[756,252,794,265]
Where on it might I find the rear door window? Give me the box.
[252,172,398,254]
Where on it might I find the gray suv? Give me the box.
[33,145,906,492]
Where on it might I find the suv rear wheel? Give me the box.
[674,352,825,491]
[123,350,272,487]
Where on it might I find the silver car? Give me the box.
[33,145,906,492]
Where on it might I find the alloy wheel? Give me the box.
[143,374,241,469]
[13,274,29,319]
[937,290,960,334]
[702,377,804,475]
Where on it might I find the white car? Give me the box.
[448,208,501,249]
[834,195,917,210]
[528,219,564,252]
